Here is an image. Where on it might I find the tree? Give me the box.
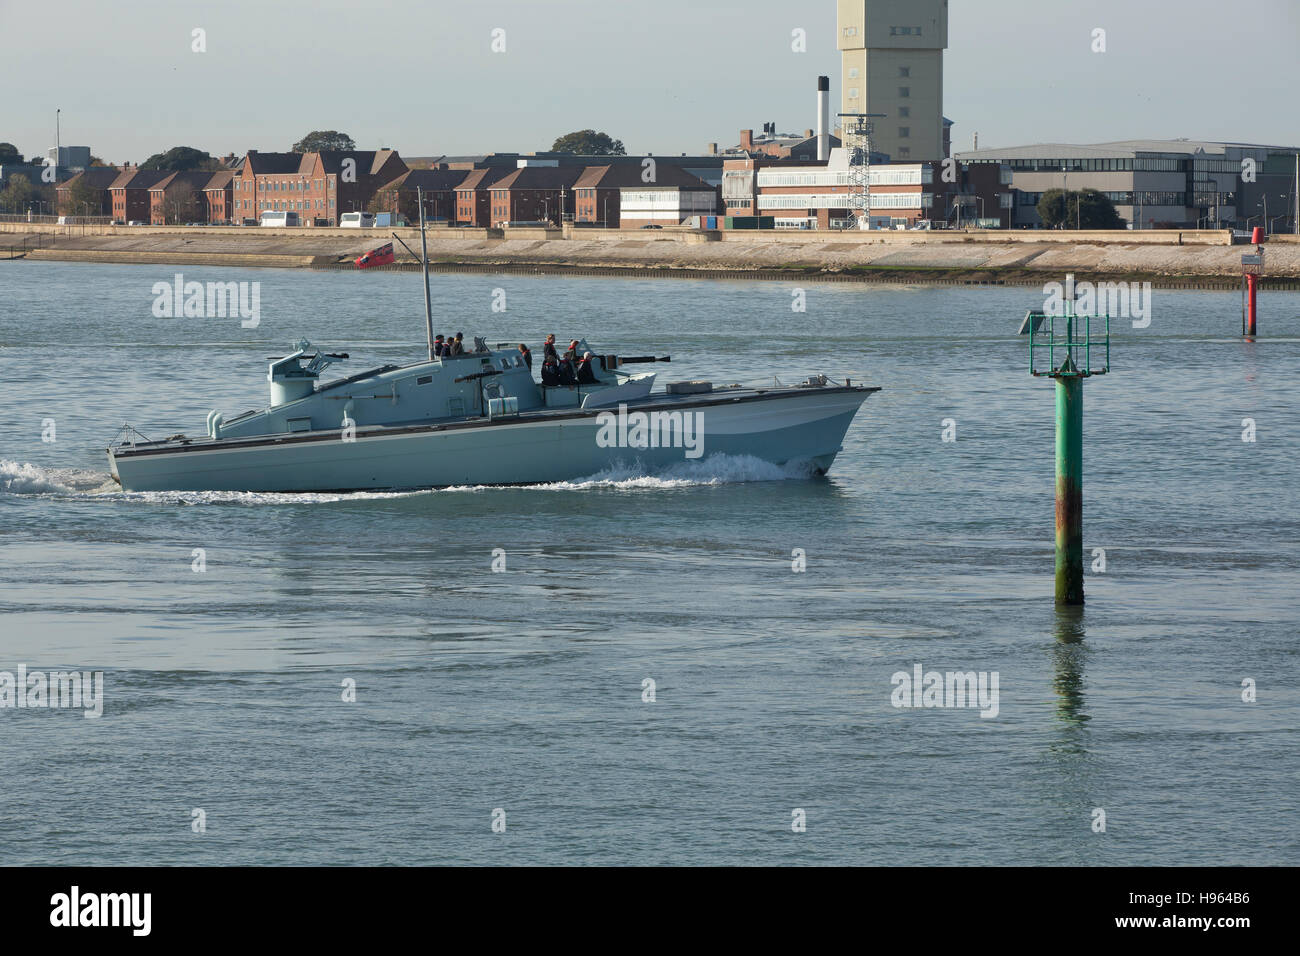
[292,130,356,153]
[0,142,22,163]
[140,146,214,172]
[550,130,625,156]
[1037,187,1123,230]
[59,176,100,216]
[0,173,36,212]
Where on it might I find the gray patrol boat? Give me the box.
[107,337,875,492]
[107,198,877,493]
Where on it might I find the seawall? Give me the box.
[4,222,1298,289]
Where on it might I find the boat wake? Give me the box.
[525,454,820,491]
[2,453,817,504]
[0,460,109,495]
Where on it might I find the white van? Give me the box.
[260,210,299,227]
[339,212,376,228]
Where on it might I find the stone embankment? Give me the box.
[3,222,1297,288]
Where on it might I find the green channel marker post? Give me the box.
[1031,307,1109,605]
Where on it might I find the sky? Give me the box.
[2,0,1297,163]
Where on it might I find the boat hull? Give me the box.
[108,388,872,492]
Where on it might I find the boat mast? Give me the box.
[417,186,434,360]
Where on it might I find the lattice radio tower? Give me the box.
[837,112,885,230]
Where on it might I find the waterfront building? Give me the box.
[454,167,513,226]
[148,170,214,224]
[108,167,168,223]
[231,149,407,226]
[375,168,469,223]
[956,140,1300,230]
[54,166,120,216]
[572,164,717,228]
[488,165,585,226]
[202,170,235,223]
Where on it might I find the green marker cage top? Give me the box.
[1029,308,1110,378]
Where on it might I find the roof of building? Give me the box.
[108,168,170,190]
[203,170,235,189]
[308,149,404,176]
[573,164,713,189]
[148,170,217,192]
[490,166,586,190]
[242,150,301,174]
[56,166,122,191]
[379,168,469,192]
[955,139,1299,161]
[455,167,512,190]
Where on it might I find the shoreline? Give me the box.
[4,223,1298,290]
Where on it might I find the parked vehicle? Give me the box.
[260,210,300,227]
[340,212,376,228]
[640,224,664,230]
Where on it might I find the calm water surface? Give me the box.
[1,260,1296,865]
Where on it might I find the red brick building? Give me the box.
[148,171,213,224]
[108,168,168,223]
[55,166,120,217]
[231,149,408,226]
[375,168,468,223]
[202,170,235,223]
[488,166,584,226]
[573,164,718,228]
[454,167,511,226]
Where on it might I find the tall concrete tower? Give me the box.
[837,0,948,162]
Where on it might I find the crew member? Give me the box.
[557,357,577,387]
[433,334,445,357]
[519,344,532,371]
[541,334,559,386]
[575,351,598,384]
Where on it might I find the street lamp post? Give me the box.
[1062,165,1068,230]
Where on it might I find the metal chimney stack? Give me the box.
[816,76,830,162]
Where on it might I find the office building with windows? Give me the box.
[956,140,1299,230]
[837,0,949,162]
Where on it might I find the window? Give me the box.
[842,26,858,37]
[899,67,910,78]
[899,107,911,118]
[899,127,910,138]
[899,87,910,97]
[848,67,859,79]
[848,87,859,99]
[890,26,922,36]
[898,147,911,158]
